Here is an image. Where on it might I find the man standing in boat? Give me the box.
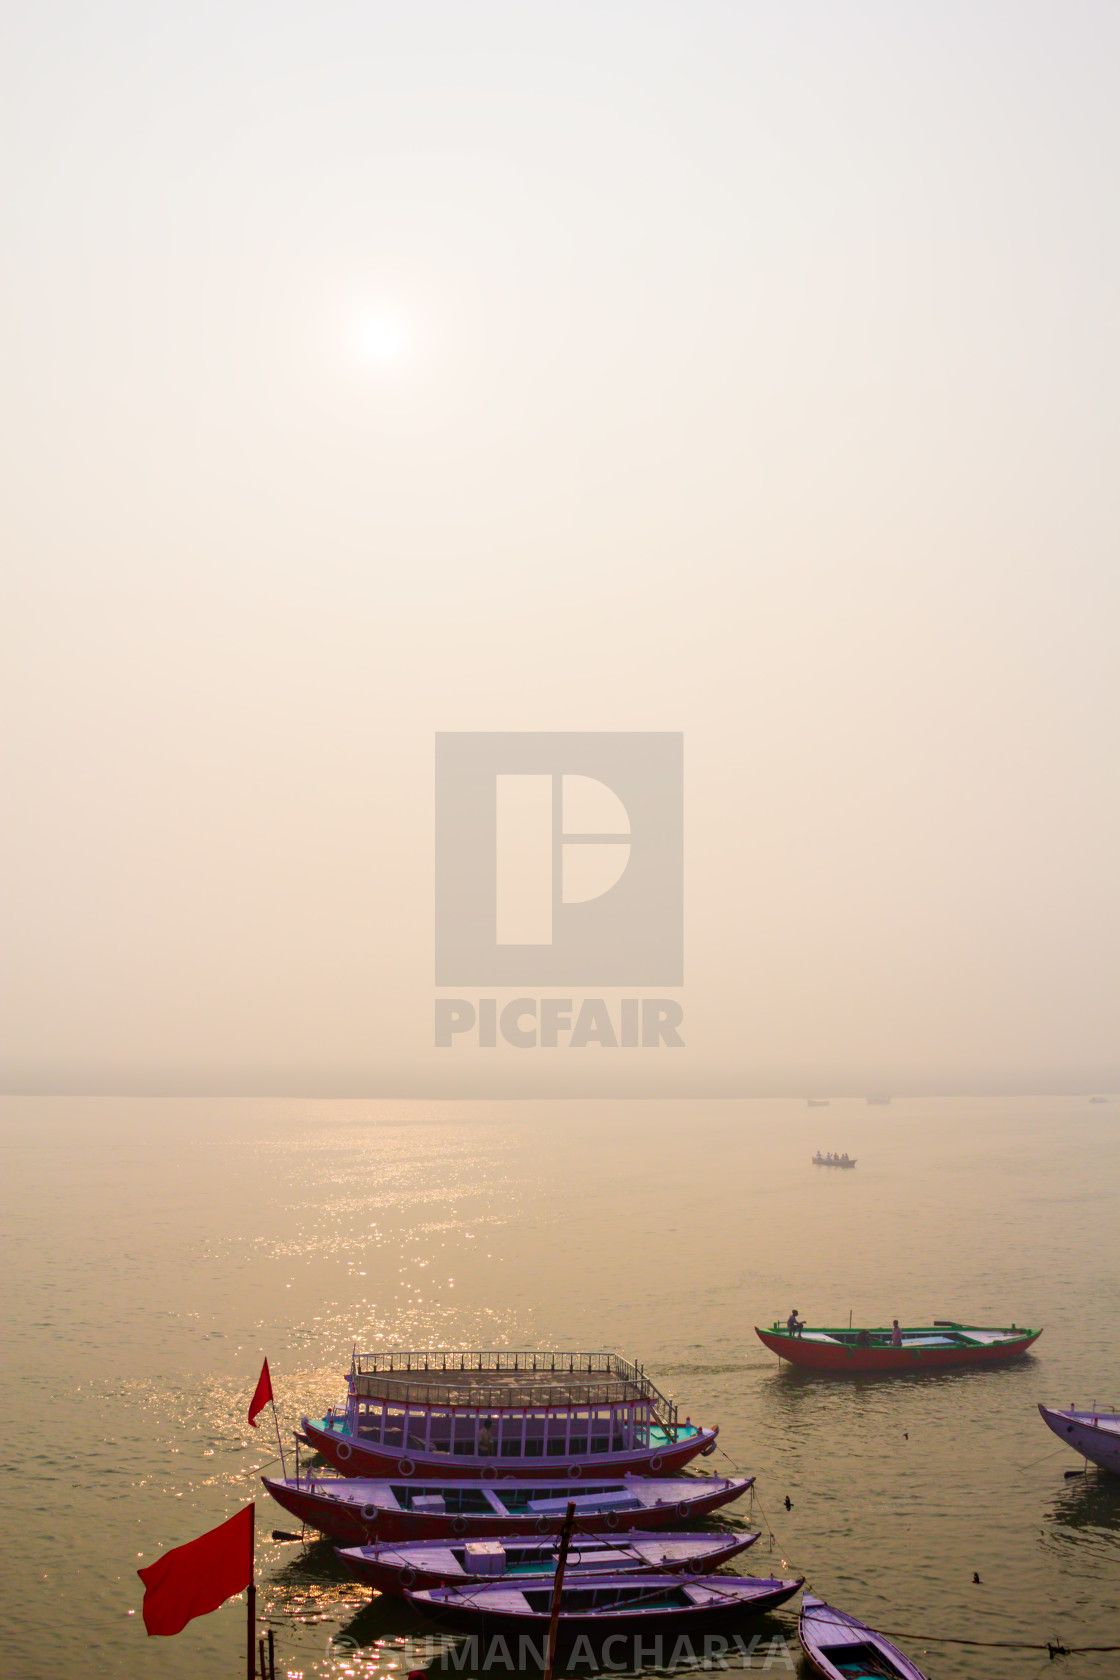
[478,1416,495,1457]
[890,1320,903,1347]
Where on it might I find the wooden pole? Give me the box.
[246,1584,257,1679]
[247,1502,257,1678]
[270,1398,287,1481]
[543,1501,577,1680]
[268,1627,276,1680]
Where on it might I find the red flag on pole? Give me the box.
[137,1504,254,1637]
[248,1358,273,1429]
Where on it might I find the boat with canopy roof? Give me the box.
[299,1348,718,1480]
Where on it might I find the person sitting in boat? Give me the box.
[890,1320,903,1347]
[478,1416,495,1456]
[786,1308,805,1336]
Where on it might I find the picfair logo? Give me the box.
[435,733,683,985]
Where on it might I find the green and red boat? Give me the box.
[755,1320,1041,1373]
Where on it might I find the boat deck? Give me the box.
[348,1349,677,1418]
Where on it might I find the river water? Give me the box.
[2,1095,1118,1678]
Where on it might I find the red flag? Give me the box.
[248,1358,273,1429]
[137,1504,253,1637]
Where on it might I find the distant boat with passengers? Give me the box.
[298,1348,719,1481]
[812,1152,856,1168]
[755,1321,1042,1372]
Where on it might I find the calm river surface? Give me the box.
[2,1096,1118,1678]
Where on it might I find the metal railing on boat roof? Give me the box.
[347,1349,678,1429]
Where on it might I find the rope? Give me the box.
[769,1511,1120,1660]
[1019,1445,1073,1471]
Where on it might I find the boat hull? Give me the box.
[755,1325,1041,1373]
[1039,1404,1120,1472]
[301,1415,716,1480]
[407,1573,803,1636]
[262,1472,754,1546]
[337,1530,758,1594]
[799,1595,926,1680]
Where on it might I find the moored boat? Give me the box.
[262,1469,754,1546]
[756,1321,1041,1373]
[1038,1403,1120,1473]
[405,1571,803,1635]
[799,1594,927,1679]
[336,1529,759,1594]
[302,1348,717,1480]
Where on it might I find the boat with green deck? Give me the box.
[756,1320,1041,1373]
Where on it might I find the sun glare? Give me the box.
[357,312,412,366]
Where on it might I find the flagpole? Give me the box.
[247,1505,256,1679]
[270,1397,287,1481]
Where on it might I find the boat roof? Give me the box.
[348,1349,676,1418]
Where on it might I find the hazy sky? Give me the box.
[2,1,1117,1095]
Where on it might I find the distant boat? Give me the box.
[755,1321,1042,1373]
[262,1470,754,1546]
[800,1594,927,1679]
[1089,1096,1108,1104]
[866,1095,892,1105]
[404,1571,804,1636]
[812,1153,856,1169]
[336,1530,760,1594]
[1038,1404,1120,1473]
[807,1099,830,1107]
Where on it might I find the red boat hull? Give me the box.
[755,1326,1041,1373]
[262,1475,752,1546]
[301,1416,717,1480]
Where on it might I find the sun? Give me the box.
[357,312,412,366]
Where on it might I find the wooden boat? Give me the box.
[301,1347,718,1480]
[262,1469,754,1546]
[799,1594,927,1679]
[812,1154,856,1168]
[405,1571,803,1635]
[1038,1403,1120,1473]
[755,1321,1042,1373]
[336,1529,759,1594]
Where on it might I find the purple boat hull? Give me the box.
[407,1572,804,1636]
[1039,1403,1120,1473]
[799,1595,927,1680]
